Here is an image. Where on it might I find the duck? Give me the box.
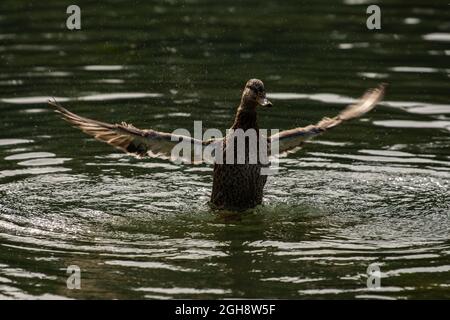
[48,79,385,210]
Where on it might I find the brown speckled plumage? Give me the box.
[211,79,270,209]
[48,79,385,211]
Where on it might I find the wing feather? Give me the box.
[48,100,220,164]
[270,84,386,156]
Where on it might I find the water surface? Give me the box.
[0,0,449,299]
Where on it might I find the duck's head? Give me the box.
[241,79,273,109]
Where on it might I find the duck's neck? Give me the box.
[231,104,258,131]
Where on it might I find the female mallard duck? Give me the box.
[48,79,385,210]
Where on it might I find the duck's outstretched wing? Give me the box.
[270,84,386,156]
[48,100,220,164]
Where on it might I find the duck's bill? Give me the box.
[257,96,273,107]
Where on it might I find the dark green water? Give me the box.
[0,0,449,299]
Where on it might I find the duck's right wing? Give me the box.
[48,100,221,164]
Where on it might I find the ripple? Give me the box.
[0,34,15,40]
[93,79,125,84]
[381,100,450,114]
[134,287,231,295]
[338,42,369,50]
[268,93,309,100]
[0,44,58,51]
[0,162,448,299]
[20,108,49,114]
[78,92,162,101]
[390,66,438,73]
[0,96,69,104]
[268,92,450,116]
[298,287,409,295]
[261,277,324,284]
[268,92,354,104]
[404,17,420,25]
[17,158,70,166]
[0,79,23,86]
[83,65,124,71]
[5,152,55,161]
[402,104,450,115]
[355,294,396,300]
[105,260,195,272]
[373,120,450,130]
[308,152,450,166]
[268,92,450,118]
[358,149,415,157]
[1,265,56,280]
[167,112,191,117]
[423,33,450,42]
[0,286,70,300]
[249,240,376,251]
[385,265,450,277]
[311,140,351,147]
[1,93,162,104]
[384,254,440,260]
[0,139,33,147]
[0,167,71,178]
[343,0,371,4]
[358,72,389,79]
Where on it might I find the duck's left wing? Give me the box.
[270,84,386,156]
[48,100,220,164]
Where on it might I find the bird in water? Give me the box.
[48,79,385,211]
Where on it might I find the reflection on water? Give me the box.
[83,65,125,71]
[1,92,162,104]
[374,120,450,131]
[423,33,450,42]
[0,0,449,299]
